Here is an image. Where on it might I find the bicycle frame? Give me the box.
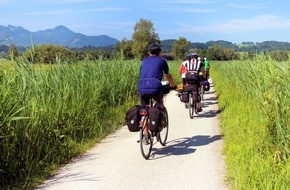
[138,98,169,159]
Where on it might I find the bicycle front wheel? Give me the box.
[158,107,169,146]
[140,126,153,159]
[200,84,204,101]
[189,93,194,119]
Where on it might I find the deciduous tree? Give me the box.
[171,37,189,60]
[132,19,159,60]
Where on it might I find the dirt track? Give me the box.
[37,79,228,190]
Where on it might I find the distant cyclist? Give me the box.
[184,52,205,112]
[204,57,210,79]
[179,53,191,86]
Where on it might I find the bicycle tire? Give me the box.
[158,107,169,146]
[140,126,153,159]
[200,84,204,101]
[189,93,194,119]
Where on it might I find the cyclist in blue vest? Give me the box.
[138,43,176,108]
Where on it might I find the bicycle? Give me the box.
[138,81,171,159]
[199,81,205,101]
[184,84,200,119]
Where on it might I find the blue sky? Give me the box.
[1,0,290,44]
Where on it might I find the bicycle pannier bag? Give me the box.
[203,80,210,91]
[181,92,189,103]
[161,81,170,94]
[148,106,163,132]
[125,105,141,132]
[185,71,200,84]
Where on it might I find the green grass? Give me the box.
[210,56,290,189]
[0,59,141,189]
[0,58,181,189]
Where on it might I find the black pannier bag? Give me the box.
[125,105,141,132]
[161,81,170,94]
[185,71,200,84]
[148,106,163,132]
[183,84,200,103]
[180,92,189,103]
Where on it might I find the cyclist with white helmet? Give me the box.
[184,52,205,112]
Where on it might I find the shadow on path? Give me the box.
[150,135,223,160]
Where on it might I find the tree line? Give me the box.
[1,19,290,64]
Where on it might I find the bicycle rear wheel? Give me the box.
[140,126,153,159]
[189,93,194,119]
[158,107,169,146]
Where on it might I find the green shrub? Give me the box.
[22,44,77,64]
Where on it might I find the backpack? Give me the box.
[148,106,164,132]
[185,59,201,84]
[125,105,141,132]
[203,80,210,91]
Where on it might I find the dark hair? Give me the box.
[148,43,161,55]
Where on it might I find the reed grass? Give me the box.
[0,58,181,189]
[0,59,141,189]
[211,55,290,189]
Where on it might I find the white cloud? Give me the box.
[0,0,14,5]
[37,0,100,4]
[162,0,220,4]
[19,9,72,16]
[79,7,129,12]
[185,8,217,13]
[165,15,290,34]
[229,2,271,10]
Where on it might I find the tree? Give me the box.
[115,38,134,60]
[206,45,224,60]
[171,37,190,60]
[132,19,159,60]
[223,48,237,60]
[22,45,76,64]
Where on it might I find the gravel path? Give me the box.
[37,79,228,190]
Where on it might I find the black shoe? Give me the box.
[197,107,203,112]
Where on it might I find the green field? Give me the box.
[0,56,289,189]
[210,56,290,189]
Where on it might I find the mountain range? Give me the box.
[0,25,119,48]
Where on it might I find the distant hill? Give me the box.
[0,25,119,48]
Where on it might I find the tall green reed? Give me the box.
[211,55,290,189]
[0,59,140,189]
